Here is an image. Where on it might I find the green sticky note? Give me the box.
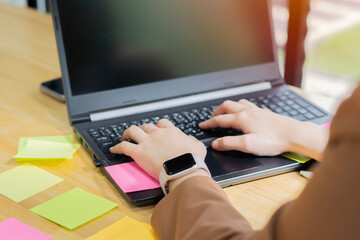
[282,152,311,163]
[15,140,80,160]
[31,188,117,230]
[0,165,64,202]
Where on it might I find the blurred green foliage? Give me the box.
[306,26,360,79]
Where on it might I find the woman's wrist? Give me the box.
[287,121,329,161]
[168,169,211,192]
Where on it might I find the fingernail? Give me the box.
[110,147,114,152]
[212,140,219,148]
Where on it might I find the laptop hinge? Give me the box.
[271,78,285,87]
[72,115,91,125]
[89,81,272,122]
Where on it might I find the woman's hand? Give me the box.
[110,119,207,181]
[200,99,328,159]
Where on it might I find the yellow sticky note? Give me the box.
[0,165,63,202]
[17,135,74,152]
[86,216,158,240]
[282,152,311,163]
[16,135,75,161]
[15,140,80,160]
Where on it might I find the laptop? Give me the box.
[49,0,331,206]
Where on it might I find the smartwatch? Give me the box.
[159,153,211,195]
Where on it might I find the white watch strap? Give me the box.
[159,170,168,195]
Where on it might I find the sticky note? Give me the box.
[0,165,63,202]
[86,216,157,240]
[321,122,331,128]
[0,217,52,240]
[281,152,311,163]
[105,162,160,193]
[17,135,74,153]
[31,187,117,230]
[15,139,80,160]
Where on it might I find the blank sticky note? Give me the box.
[16,135,74,161]
[15,139,80,160]
[105,162,160,193]
[0,165,63,202]
[31,187,117,230]
[282,152,311,163]
[17,135,74,153]
[86,216,157,240]
[0,217,52,240]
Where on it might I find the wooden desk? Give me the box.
[0,3,329,239]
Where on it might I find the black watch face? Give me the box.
[163,153,196,175]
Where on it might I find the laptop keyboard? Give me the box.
[87,91,326,162]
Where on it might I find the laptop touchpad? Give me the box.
[205,148,263,177]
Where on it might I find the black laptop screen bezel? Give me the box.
[49,0,282,123]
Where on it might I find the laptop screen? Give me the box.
[57,0,274,96]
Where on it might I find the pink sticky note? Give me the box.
[0,217,52,240]
[105,162,160,193]
[321,122,331,128]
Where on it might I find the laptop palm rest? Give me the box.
[206,149,263,177]
[104,148,266,206]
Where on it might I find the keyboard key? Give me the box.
[130,121,141,126]
[296,99,310,107]
[94,136,111,143]
[289,110,298,116]
[279,95,287,101]
[211,105,218,111]
[106,153,128,162]
[90,132,100,138]
[111,137,121,144]
[101,147,111,154]
[283,106,292,111]
[99,141,114,148]
[184,129,195,136]
[285,100,295,105]
[292,104,301,109]
[273,107,283,113]
[272,97,281,103]
[297,108,308,114]
[259,104,267,109]
[288,93,297,99]
[161,115,171,120]
[307,106,324,118]
[305,112,315,120]
[277,101,286,107]
[292,115,307,121]
[262,99,270,104]
[195,132,205,138]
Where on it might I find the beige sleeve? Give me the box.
[151,86,360,240]
[151,176,257,240]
